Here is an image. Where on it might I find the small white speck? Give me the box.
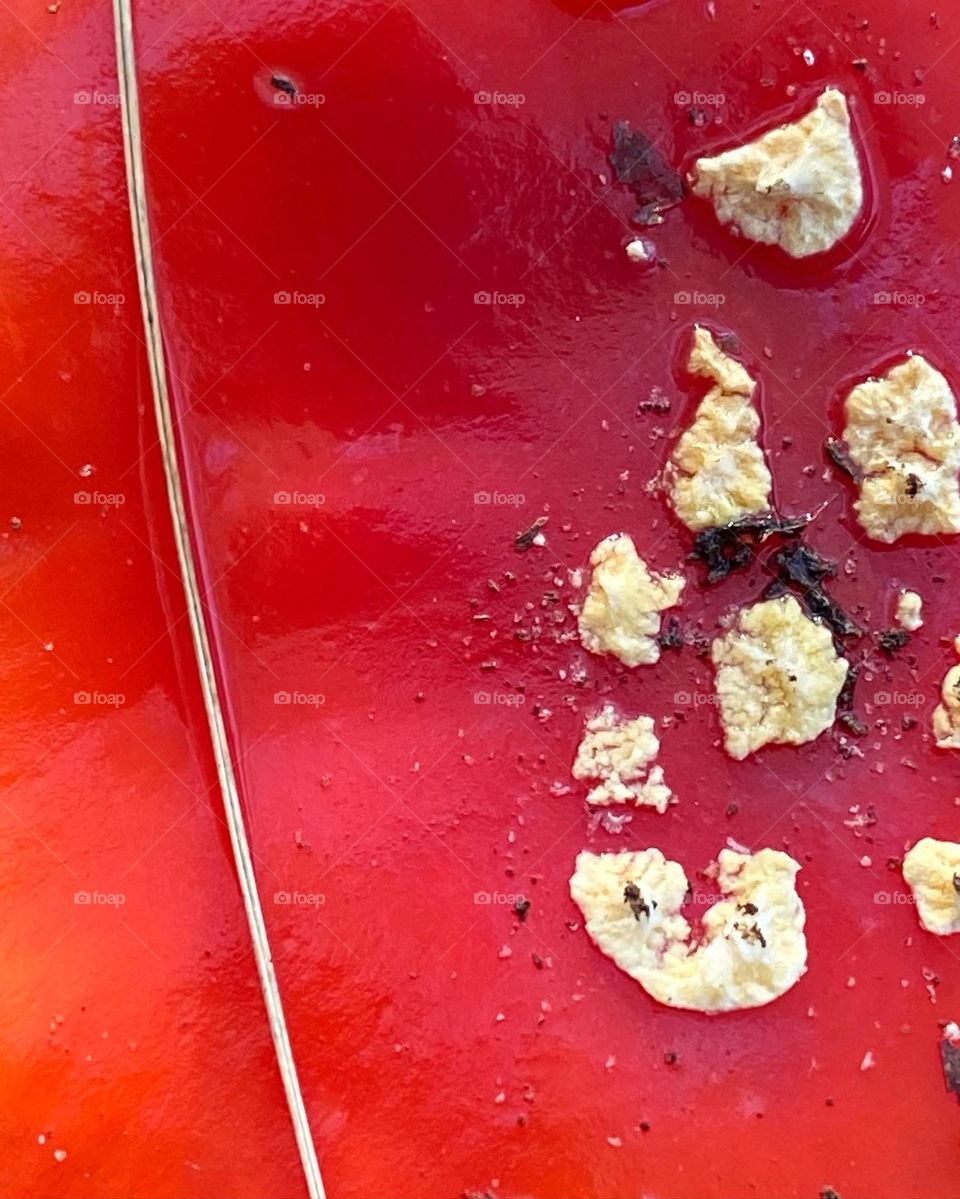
[605,1055,616,1069]
[802,48,816,65]
[78,464,95,478]
[847,976,856,988]
[494,1091,506,1104]
[943,165,954,183]
[860,855,872,867]
[53,1149,67,1163]
[498,945,512,959]
[607,1135,623,1148]
[860,1050,875,1071]
[37,1134,46,1145]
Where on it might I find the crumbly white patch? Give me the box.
[578,533,685,667]
[711,595,848,760]
[572,705,673,813]
[843,354,960,542]
[666,327,772,532]
[569,846,807,1012]
[896,590,924,632]
[903,838,960,935]
[933,636,960,749]
[692,87,863,257]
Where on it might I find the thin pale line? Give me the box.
[38,921,79,961]
[0,521,79,600]
[112,3,325,1195]
[0,198,82,279]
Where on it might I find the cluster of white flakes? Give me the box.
[692,87,864,257]
[569,847,807,1012]
[903,839,960,936]
[667,327,773,532]
[577,533,684,667]
[550,81,960,1028]
[842,355,960,543]
[710,595,849,760]
[572,704,673,813]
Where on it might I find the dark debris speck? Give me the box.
[610,120,684,225]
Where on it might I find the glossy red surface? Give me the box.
[0,2,306,1196]
[6,0,960,1195]
[133,0,960,1195]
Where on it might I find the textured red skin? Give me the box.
[133,0,960,1196]
[0,2,307,1196]
[5,0,960,1196]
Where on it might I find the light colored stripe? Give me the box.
[111,5,325,1195]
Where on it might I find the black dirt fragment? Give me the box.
[637,387,671,415]
[878,628,911,655]
[824,437,863,482]
[820,1189,842,1199]
[623,882,652,921]
[514,898,531,922]
[739,922,766,948]
[940,1034,960,1101]
[270,74,297,97]
[515,516,548,551]
[771,541,862,638]
[657,616,684,651]
[691,512,810,584]
[953,874,960,895]
[839,711,868,736]
[836,662,867,734]
[716,332,741,356]
[610,121,684,225]
[836,664,858,713]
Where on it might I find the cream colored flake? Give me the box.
[667,327,772,531]
[688,324,755,395]
[578,534,685,667]
[625,238,654,263]
[903,838,960,935]
[933,638,960,749]
[842,355,960,542]
[711,595,848,760]
[895,590,924,632]
[569,846,807,1012]
[692,88,863,257]
[572,705,673,812]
